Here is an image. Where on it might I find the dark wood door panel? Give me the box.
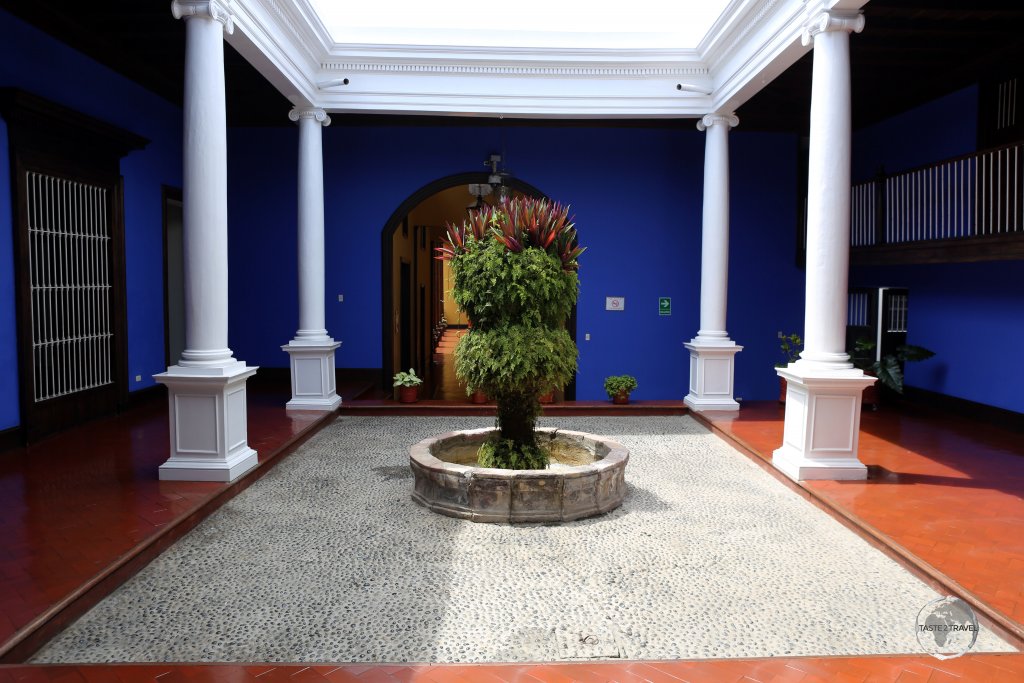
[0,90,144,443]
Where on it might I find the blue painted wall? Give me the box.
[227,126,298,366]
[728,131,804,402]
[228,124,803,401]
[852,85,978,182]
[852,262,1024,413]
[0,8,182,430]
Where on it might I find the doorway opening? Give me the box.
[380,173,577,401]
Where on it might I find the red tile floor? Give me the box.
[698,402,1024,641]
[1,391,1023,681]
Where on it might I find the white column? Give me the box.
[154,0,258,482]
[773,10,874,481]
[282,107,341,411]
[685,113,743,412]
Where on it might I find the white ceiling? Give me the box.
[226,0,869,119]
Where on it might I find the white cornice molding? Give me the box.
[279,0,333,53]
[224,0,866,118]
[312,90,715,118]
[324,44,703,63]
[313,64,715,117]
[697,113,739,131]
[289,106,331,125]
[311,39,713,116]
[707,0,808,113]
[171,0,235,34]
[700,0,780,66]
[227,0,321,106]
[257,0,322,64]
[319,63,709,78]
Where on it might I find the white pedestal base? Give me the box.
[772,365,876,481]
[683,340,743,412]
[154,361,259,482]
[282,340,342,411]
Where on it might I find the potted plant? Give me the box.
[851,338,935,408]
[604,375,638,404]
[437,195,583,469]
[393,368,423,403]
[775,332,802,403]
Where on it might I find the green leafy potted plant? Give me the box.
[775,332,802,403]
[437,195,583,469]
[851,338,935,407]
[604,375,637,405]
[393,368,423,403]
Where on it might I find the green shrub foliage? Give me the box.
[437,197,583,469]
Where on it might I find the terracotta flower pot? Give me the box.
[539,391,554,404]
[398,386,419,403]
[612,392,630,405]
[471,389,488,404]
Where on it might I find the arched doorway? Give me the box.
[380,172,576,400]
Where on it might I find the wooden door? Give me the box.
[1,89,144,443]
[14,162,126,441]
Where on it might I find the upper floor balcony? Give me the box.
[847,141,1024,264]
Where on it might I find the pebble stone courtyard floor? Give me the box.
[30,416,1014,664]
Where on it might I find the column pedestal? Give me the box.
[155,362,259,482]
[772,364,875,481]
[683,340,743,411]
[281,340,342,411]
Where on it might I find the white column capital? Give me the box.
[289,107,332,127]
[697,113,739,132]
[801,11,864,46]
[172,0,234,34]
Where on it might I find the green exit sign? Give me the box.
[658,297,671,316]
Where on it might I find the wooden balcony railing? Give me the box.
[847,141,1024,264]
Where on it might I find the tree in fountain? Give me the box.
[436,196,584,469]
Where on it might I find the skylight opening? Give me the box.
[308,0,731,50]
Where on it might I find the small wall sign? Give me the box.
[658,297,671,316]
[606,297,625,311]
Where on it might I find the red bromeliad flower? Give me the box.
[435,195,585,271]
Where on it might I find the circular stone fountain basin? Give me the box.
[409,427,628,523]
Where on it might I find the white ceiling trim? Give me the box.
[228,0,868,118]
[701,0,784,67]
[710,0,810,114]
[311,91,715,118]
[321,45,704,63]
[228,0,320,107]
[320,63,709,78]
